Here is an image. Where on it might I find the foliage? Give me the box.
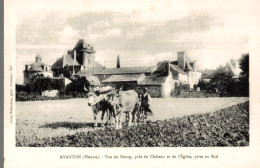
[239,54,249,79]
[210,66,237,96]
[64,76,90,95]
[16,101,249,147]
[238,54,249,96]
[15,91,76,101]
[17,74,63,94]
[198,55,249,97]
[171,83,220,98]
[171,83,190,97]
[198,66,242,97]
[16,75,91,101]
[197,80,215,92]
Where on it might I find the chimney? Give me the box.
[104,60,106,69]
[117,54,120,68]
[177,52,185,70]
[25,65,28,71]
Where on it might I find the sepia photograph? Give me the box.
[4,0,260,167]
[14,0,250,148]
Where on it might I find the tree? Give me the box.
[210,66,236,96]
[117,54,120,68]
[65,76,90,96]
[238,54,249,96]
[239,54,249,79]
[29,74,53,95]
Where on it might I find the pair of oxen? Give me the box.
[87,86,140,129]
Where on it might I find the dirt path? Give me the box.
[149,97,249,121]
[16,97,249,123]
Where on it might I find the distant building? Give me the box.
[77,51,201,97]
[224,59,241,78]
[51,39,103,78]
[23,55,53,84]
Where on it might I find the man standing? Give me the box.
[141,88,153,117]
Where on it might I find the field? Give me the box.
[16,97,249,147]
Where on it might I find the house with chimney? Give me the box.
[77,50,201,97]
[49,39,201,97]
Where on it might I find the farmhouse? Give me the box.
[77,51,201,97]
[23,55,53,84]
[49,39,201,97]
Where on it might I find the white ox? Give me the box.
[108,90,140,129]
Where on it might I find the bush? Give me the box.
[65,76,90,95]
[16,91,75,101]
[171,83,190,97]
[15,75,90,101]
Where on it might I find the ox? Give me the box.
[108,90,140,129]
[87,87,115,127]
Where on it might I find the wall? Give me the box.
[103,81,137,91]
[188,71,201,88]
[102,81,163,98]
[52,66,81,78]
[179,73,188,83]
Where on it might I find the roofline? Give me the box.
[23,70,53,73]
[51,65,81,70]
[102,80,138,83]
[93,72,150,75]
[137,84,162,86]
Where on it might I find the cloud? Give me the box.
[105,28,122,37]
[15,4,251,83]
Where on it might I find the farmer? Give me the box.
[141,87,153,117]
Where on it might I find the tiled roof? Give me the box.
[151,61,168,74]
[51,54,80,69]
[90,66,155,75]
[138,76,167,85]
[184,56,194,71]
[152,61,189,75]
[73,39,95,53]
[102,74,143,83]
[170,64,187,75]
[185,62,194,71]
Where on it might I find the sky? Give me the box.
[15,0,256,84]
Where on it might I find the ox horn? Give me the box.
[84,84,88,92]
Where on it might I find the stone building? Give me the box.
[23,55,53,84]
[77,51,201,97]
[51,39,103,78]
